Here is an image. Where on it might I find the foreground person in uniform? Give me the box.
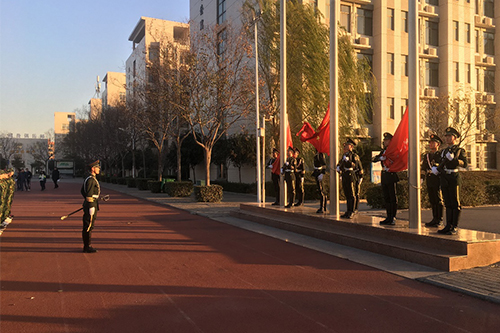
[432,127,467,235]
[282,147,297,208]
[421,134,444,227]
[81,160,101,253]
[294,147,305,206]
[337,139,363,219]
[312,149,327,213]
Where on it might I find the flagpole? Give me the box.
[408,0,421,229]
[329,0,340,217]
[280,0,287,207]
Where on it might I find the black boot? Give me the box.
[316,197,324,214]
[438,209,453,234]
[83,231,97,253]
[425,204,440,227]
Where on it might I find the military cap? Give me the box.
[429,134,442,145]
[294,147,300,153]
[88,160,100,168]
[344,138,356,146]
[272,148,279,153]
[444,127,460,138]
[383,132,393,140]
[287,146,294,152]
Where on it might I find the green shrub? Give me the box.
[211,180,256,194]
[148,180,163,193]
[164,181,193,197]
[460,177,488,207]
[194,184,223,202]
[126,178,136,188]
[486,184,500,204]
[135,178,153,191]
[116,177,127,185]
[111,177,118,184]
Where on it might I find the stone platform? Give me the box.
[231,203,500,272]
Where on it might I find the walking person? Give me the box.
[337,139,363,219]
[294,147,305,206]
[267,148,280,206]
[421,134,443,227]
[312,149,327,214]
[52,167,60,189]
[432,127,467,235]
[17,169,26,191]
[39,171,46,191]
[282,147,296,208]
[81,160,101,253]
[373,133,399,225]
[25,168,32,191]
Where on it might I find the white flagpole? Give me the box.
[329,1,340,217]
[280,0,287,207]
[254,12,261,204]
[408,0,421,229]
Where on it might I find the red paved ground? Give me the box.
[1,182,499,333]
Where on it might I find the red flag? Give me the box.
[286,122,293,149]
[296,105,330,155]
[383,107,409,172]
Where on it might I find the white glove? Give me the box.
[446,152,454,161]
[420,178,424,185]
[286,162,289,166]
[383,166,390,171]
[431,166,439,175]
[379,156,386,161]
[342,155,349,161]
[89,207,96,216]
[318,174,324,181]
[336,166,341,173]
[280,168,283,174]
[267,165,272,169]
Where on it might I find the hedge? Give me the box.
[164,181,193,197]
[126,178,136,188]
[211,180,256,194]
[194,184,223,202]
[148,180,163,193]
[135,178,154,191]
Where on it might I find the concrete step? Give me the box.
[232,204,500,272]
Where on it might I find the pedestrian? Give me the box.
[39,171,46,191]
[421,134,443,227]
[373,132,399,225]
[312,149,327,213]
[17,169,26,191]
[432,127,468,235]
[1,168,15,227]
[267,148,280,206]
[52,167,60,189]
[294,147,305,206]
[81,160,101,253]
[282,147,296,208]
[25,168,32,191]
[337,139,363,219]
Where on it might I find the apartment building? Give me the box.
[54,112,76,159]
[190,0,499,171]
[102,72,126,109]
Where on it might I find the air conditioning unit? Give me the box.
[420,88,426,96]
[475,16,482,25]
[358,37,369,46]
[425,88,436,97]
[425,5,436,14]
[483,94,495,103]
[428,47,437,56]
[475,55,482,63]
[418,4,424,12]
[483,17,493,26]
[485,56,494,65]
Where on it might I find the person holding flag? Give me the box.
[337,139,363,219]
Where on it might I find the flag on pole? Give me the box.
[286,122,293,149]
[296,105,330,155]
[383,107,409,172]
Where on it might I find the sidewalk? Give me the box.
[96,180,500,304]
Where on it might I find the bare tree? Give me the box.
[184,22,255,186]
[0,133,17,168]
[29,140,51,173]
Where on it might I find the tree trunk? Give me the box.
[204,147,211,186]
[157,150,163,181]
[239,167,242,183]
[176,137,182,182]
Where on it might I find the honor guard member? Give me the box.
[294,147,305,206]
[432,127,467,235]
[282,147,297,208]
[337,139,363,218]
[373,133,399,225]
[421,134,444,227]
[312,149,327,213]
[267,148,281,206]
[81,160,101,253]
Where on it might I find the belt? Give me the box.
[314,166,325,170]
[343,168,353,171]
[284,169,293,172]
[444,168,458,174]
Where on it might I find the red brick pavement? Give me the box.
[1,182,499,333]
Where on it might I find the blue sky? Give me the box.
[0,0,189,136]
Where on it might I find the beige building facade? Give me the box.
[54,112,76,159]
[190,0,499,171]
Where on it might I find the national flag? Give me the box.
[296,105,330,155]
[383,107,409,172]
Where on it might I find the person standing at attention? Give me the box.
[421,134,444,227]
[293,147,305,206]
[81,160,101,253]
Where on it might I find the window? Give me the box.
[388,53,394,75]
[217,29,227,62]
[475,0,479,15]
[426,0,439,5]
[484,0,494,18]
[484,32,495,55]
[148,42,159,61]
[200,4,204,16]
[357,8,373,36]
[340,5,351,32]
[217,0,226,24]
[466,63,471,83]
[486,143,497,169]
[465,23,471,43]
[402,11,408,33]
[388,98,395,119]
[475,30,479,53]
[453,21,459,41]
[476,68,481,90]
[425,20,439,46]
[402,55,408,76]
[486,106,496,132]
[484,69,495,93]
[455,62,460,82]
[133,60,136,78]
[388,8,394,31]
[357,53,373,72]
[425,61,439,87]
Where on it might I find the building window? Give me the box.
[486,143,497,169]
[476,68,481,90]
[388,98,395,119]
[483,32,495,55]
[388,53,394,75]
[217,29,227,62]
[133,60,136,78]
[388,8,394,31]
[475,29,479,53]
[453,21,459,41]
[455,62,460,82]
[476,107,482,130]
[425,20,439,46]
[466,63,471,83]
[357,8,373,36]
[200,4,204,16]
[426,0,439,5]
[425,61,439,87]
[484,0,494,18]
[484,69,495,93]
[340,5,351,32]
[402,55,408,76]
[465,23,471,43]
[148,42,159,61]
[217,0,226,25]
[402,11,408,33]
[357,53,373,72]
